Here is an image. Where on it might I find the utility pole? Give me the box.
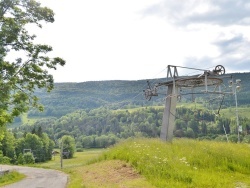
[229,78,241,142]
[60,140,63,169]
[235,84,240,143]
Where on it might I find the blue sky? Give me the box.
[35,0,250,82]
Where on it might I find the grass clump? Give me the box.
[99,138,250,188]
[0,171,25,186]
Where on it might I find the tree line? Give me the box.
[23,72,250,119]
[12,106,250,150]
[0,126,76,164]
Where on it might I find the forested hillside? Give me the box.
[27,72,250,118]
[13,106,250,149]
[7,72,250,152]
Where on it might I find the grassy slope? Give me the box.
[98,138,250,188]
[220,106,250,119]
[34,138,250,188]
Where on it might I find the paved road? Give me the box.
[0,165,68,188]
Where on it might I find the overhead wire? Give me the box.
[99,67,168,109]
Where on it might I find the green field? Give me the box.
[99,138,250,188]
[32,138,250,188]
[220,106,250,119]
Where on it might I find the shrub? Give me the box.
[186,128,195,138]
[0,156,11,164]
[228,135,238,143]
[23,152,35,164]
[76,148,84,152]
[243,135,250,143]
[17,153,24,165]
[215,135,228,142]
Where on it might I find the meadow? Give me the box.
[33,138,250,188]
[98,138,250,188]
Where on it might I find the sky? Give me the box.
[34,0,250,82]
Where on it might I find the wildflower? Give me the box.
[180,157,187,161]
[163,158,168,162]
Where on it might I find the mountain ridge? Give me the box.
[29,72,250,118]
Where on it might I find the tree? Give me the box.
[17,153,24,164]
[23,152,35,164]
[0,0,65,126]
[81,135,95,149]
[1,129,16,160]
[186,128,195,138]
[61,135,75,159]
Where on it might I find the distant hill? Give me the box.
[28,72,250,118]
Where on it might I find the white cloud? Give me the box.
[32,0,250,82]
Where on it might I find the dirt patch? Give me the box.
[80,160,154,188]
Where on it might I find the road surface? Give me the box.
[0,165,68,188]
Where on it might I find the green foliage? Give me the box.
[228,134,239,143]
[214,135,228,142]
[0,171,25,187]
[61,135,76,159]
[242,135,250,143]
[81,134,118,149]
[17,72,249,119]
[0,151,11,164]
[23,152,35,164]
[17,153,24,165]
[81,135,95,149]
[13,105,250,150]
[1,129,16,160]
[28,79,167,117]
[0,0,65,127]
[100,138,250,187]
[12,131,54,163]
[76,148,84,152]
[186,127,195,138]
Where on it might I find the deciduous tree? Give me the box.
[0,0,65,126]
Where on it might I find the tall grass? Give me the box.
[0,171,25,187]
[99,138,250,187]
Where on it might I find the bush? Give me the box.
[61,135,76,158]
[76,148,84,152]
[186,128,195,138]
[228,135,238,143]
[0,156,11,164]
[215,135,228,142]
[17,153,24,165]
[243,135,250,143]
[23,152,35,164]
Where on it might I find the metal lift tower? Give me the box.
[144,65,227,142]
